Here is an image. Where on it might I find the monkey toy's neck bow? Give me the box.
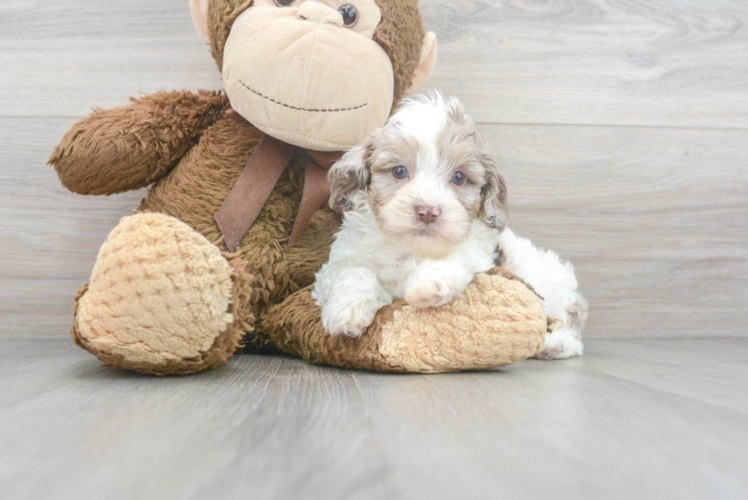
[214,109,342,252]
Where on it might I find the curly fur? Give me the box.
[316,94,587,356]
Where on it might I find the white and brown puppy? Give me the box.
[312,93,588,359]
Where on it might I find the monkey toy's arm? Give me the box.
[49,90,227,195]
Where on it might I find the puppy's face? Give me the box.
[329,95,507,257]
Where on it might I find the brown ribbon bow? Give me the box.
[215,109,342,252]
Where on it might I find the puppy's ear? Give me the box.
[328,139,372,213]
[480,152,508,230]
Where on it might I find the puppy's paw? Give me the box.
[405,276,455,309]
[534,328,584,360]
[322,312,369,338]
[320,279,392,337]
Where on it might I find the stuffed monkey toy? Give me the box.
[49,0,547,375]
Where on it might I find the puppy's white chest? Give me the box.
[373,252,418,296]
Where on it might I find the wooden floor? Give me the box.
[1,1,748,498]
[1,338,747,500]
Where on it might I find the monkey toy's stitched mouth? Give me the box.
[239,81,368,113]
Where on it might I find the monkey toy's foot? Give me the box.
[71,213,253,375]
[263,268,548,373]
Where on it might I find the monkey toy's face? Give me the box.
[223,0,391,151]
[192,0,437,152]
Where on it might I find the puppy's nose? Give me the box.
[417,205,441,224]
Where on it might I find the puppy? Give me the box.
[312,93,588,359]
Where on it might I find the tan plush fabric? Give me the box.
[198,0,428,151]
[72,213,253,374]
[137,116,342,346]
[203,0,425,105]
[206,0,253,72]
[49,0,547,375]
[376,269,547,372]
[222,5,395,151]
[263,268,547,373]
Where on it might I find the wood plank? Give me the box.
[422,0,748,127]
[482,123,748,339]
[1,338,747,499]
[2,117,745,339]
[583,338,748,415]
[2,0,748,129]
[0,117,145,337]
[2,0,746,340]
[0,0,222,118]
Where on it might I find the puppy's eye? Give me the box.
[273,0,296,6]
[338,4,358,27]
[451,172,467,185]
[392,166,408,179]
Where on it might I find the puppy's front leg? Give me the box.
[405,260,473,309]
[318,267,392,337]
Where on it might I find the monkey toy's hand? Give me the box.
[49,90,226,195]
[317,267,393,337]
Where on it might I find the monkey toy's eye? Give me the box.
[273,0,296,6]
[338,4,358,27]
[451,172,466,185]
[392,166,408,179]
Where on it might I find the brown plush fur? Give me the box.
[371,0,425,103]
[206,0,252,71]
[204,0,425,103]
[50,0,546,374]
[263,268,546,372]
[70,251,254,375]
[51,90,226,195]
[50,0,427,370]
[137,113,342,350]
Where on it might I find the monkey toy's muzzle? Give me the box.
[222,5,395,152]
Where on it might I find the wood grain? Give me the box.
[3,3,747,498]
[1,0,747,340]
[0,118,145,337]
[2,118,745,338]
[0,0,223,118]
[485,123,748,338]
[1,338,747,500]
[2,0,747,128]
[422,0,748,128]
